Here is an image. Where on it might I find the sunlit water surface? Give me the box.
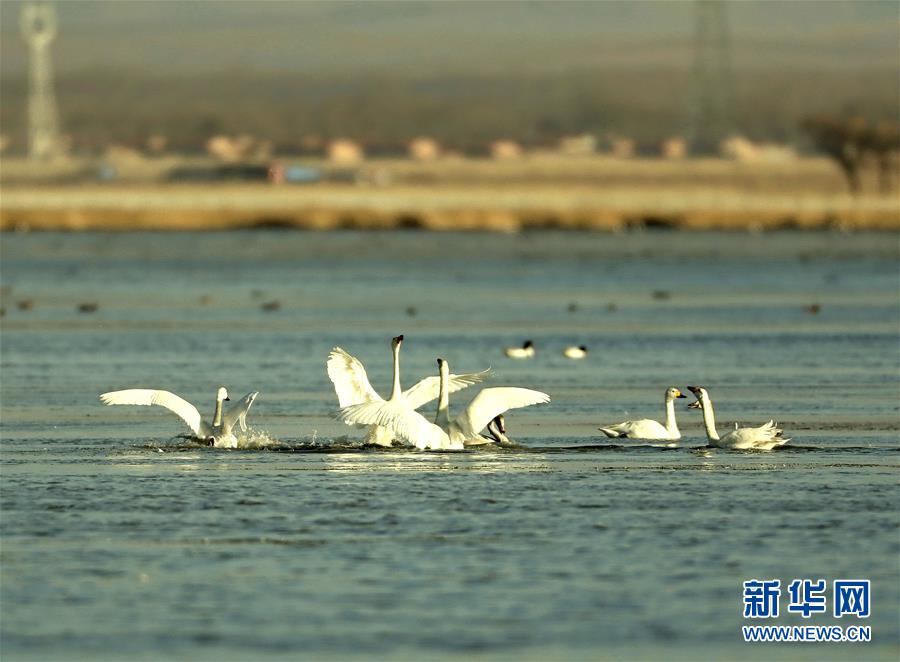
[2,230,898,660]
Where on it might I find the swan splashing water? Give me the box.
[338,357,550,450]
[99,386,259,449]
[327,335,490,446]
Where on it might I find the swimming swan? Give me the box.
[504,340,535,359]
[338,358,550,450]
[99,386,258,448]
[686,385,790,450]
[598,387,686,440]
[327,335,490,446]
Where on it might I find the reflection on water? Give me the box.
[1,230,898,660]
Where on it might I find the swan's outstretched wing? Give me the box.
[99,389,203,436]
[337,400,447,448]
[327,347,382,407]
[402,368,492,410]
[224,391,259,432]
[457,387,550,438]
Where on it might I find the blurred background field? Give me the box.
[0,1,898,230]
[1,155,897,231]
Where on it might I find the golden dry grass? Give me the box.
[1,156,897,231]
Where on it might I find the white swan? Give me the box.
[338,358,550,450]
[598,387,686,441]
[327,335,490,446]
[686,385,790,450]
[563,345,588,359]
[504,340,535,359]
[99,386,258,449]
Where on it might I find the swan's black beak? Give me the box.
[495,414,506,434]
[437,358,445,367]
[225,397,231,401]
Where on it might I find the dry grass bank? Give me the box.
[1,156,897,231]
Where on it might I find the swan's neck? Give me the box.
[435,369,450,430]
[212,395,224,427]
[388,343,401,401]
[664,397,679,435]
[699,398,720,441]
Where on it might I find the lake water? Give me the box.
[1,229,898,660]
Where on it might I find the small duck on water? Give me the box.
[504,340,536,359]
[563,345,588,359]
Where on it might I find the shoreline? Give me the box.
[2,184,897,231]
[2,156,898,231]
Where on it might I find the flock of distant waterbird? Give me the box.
[1,291,827,322]
[98,335,790,451]
[503,339,588,360]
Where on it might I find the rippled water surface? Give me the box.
[1,230,898,660]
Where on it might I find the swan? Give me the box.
[327,335,490,446]
[504,340,535,359]
[338,358,550,450]
[483,414,511,445]
[563,345,588,359]
[99,386,258,448]
[598,387,686,440]
[686,385,790,450]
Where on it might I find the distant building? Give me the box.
[661,137,687,160]
[327,139,364,164]
[206,134,270,162]
[408,137,441,162]
[207,135,249,162]
[720,136,797,163]
[558,134,596,156]
[608,136,635,159]
[490,140,523,160]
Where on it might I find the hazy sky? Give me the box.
[1,0,897,77]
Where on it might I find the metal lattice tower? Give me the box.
[20,1,62,160]
[688,0,734,154]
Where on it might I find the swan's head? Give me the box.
[391,334,404,350]
[487,414,510,444]
[217,386,230,402]
[436,357,450,376]
[523,340,534,349]
[686,385,707,409]
[666,387,687,401]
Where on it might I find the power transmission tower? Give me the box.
[20,1,62,160]
[689,0,734,154]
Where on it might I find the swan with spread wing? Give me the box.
[327,335,490,446]
[99,386,258,448]
[338,357,549,450]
